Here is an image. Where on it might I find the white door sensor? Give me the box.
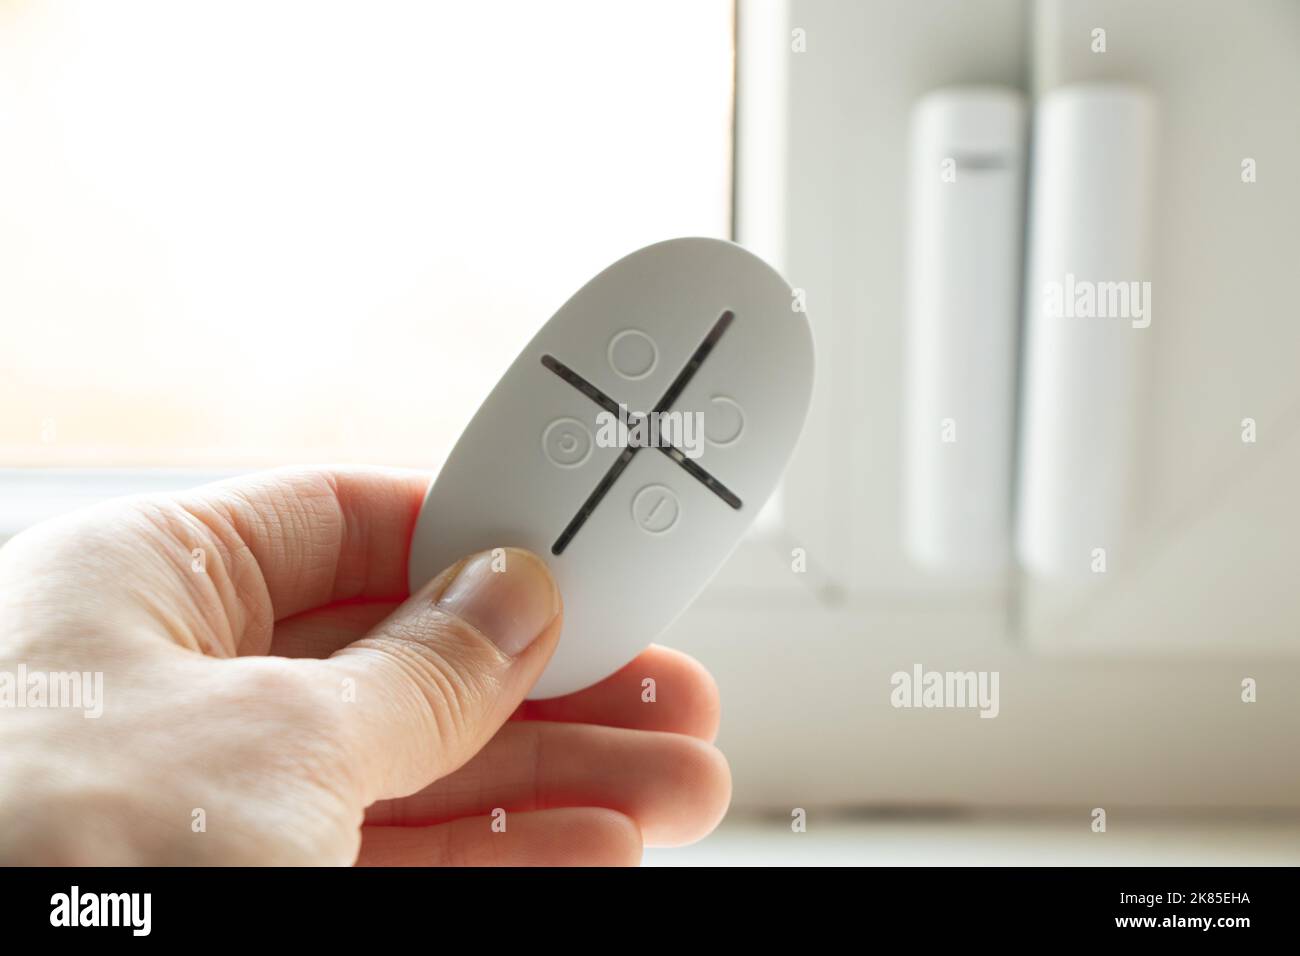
[408,238,815,698]
[1016,85,1157,579]
[903,87,1027,575]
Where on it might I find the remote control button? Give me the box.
[632,484,680,535]
[608,329,658,380]
[542,417,593,468]
[704,395,745,447]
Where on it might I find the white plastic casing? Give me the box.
[408,238,815,699]
[902,87,1027,575]
[1016,85,1157,579]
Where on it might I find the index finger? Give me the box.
[173,466,431,622]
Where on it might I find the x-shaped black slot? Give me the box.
[542,310,742,555]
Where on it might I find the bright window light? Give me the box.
[0,0,734,468]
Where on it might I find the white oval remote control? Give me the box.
[408,237,814,698]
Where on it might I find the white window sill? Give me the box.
[0,469,245,541]
[642,811,1300,866]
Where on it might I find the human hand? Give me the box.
[0,468,730,865]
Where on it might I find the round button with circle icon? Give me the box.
[607,329,658,381]
[704,394,745,447]
[542,417,593,468]
[631,484,680,535]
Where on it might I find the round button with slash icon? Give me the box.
[631,484,680,535]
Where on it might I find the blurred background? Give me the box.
[3,0,1299,864]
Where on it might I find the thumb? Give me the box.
[324,547,561,802]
